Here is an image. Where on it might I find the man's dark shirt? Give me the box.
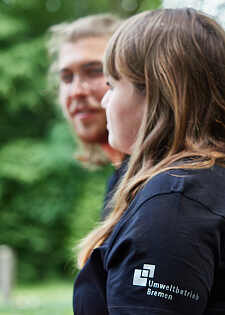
[101,157,129,219]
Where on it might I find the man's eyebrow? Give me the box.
[59,62,103,73]
[82,62,103,69]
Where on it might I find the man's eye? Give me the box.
[60,72,73,83]
[87,67,103,77]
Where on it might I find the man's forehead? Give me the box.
[58,36,108,70]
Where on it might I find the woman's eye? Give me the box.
[135,83,146,94]
[106,81,113,90]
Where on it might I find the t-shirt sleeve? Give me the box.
[106,193,219,315]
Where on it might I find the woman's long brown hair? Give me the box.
[77,8,225,268]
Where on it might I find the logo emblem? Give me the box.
[133,264,155,287]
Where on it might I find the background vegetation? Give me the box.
[0,0,161,284]
[0,280,73,315]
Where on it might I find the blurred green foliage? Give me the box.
[0,0,160,283]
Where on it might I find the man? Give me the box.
[48,14,126,217]
[48,14,124,169]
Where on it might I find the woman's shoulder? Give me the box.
[137,165,225,217]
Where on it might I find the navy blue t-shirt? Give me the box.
[73,165,225,314]
[102,157,129,219]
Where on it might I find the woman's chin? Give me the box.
[109,139,129,155]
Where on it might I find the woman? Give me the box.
[73,8,225,315]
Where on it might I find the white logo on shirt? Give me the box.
[132,264,155,286]
[132,263,200,302]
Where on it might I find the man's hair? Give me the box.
[48,13,122,85]
[78,8,225,267]
[47,14,122,168]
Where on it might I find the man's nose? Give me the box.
[69,76,90,98]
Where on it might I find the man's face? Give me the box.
[59,36,109,144]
